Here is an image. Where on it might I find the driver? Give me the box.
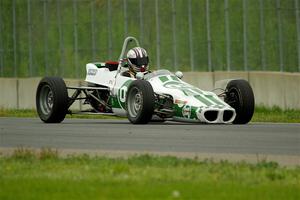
[122,47,149,78]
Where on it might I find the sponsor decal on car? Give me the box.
[173,104,200,120]
[182,104,191,118]
[174,99,187,108]
[87,69,97,76]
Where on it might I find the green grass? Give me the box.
[1,106,300,123]
[252,106,300,123]
[0,108,124,119]
[0,148,299,200]
[0,0,299,78]
[0,109,37,118]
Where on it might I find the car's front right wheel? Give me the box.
[225,79,255,124]
[126,80,155,124]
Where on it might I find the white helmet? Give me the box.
[127,47,149,73]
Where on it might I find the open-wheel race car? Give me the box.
[36,36,255,124]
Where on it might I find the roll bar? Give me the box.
[116,36,140,75]
[118,36,140,61]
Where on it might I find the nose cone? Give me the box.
[204,110,219,122]
[197,107,236,123]
[223,110,234,122]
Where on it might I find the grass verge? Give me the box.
[0,109,123,119]
[0,148,299,200]
[1,106,300,123]
[251,106,300,123]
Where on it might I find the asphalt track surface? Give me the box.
[0,118,299,165]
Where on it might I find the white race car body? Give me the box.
[85,61,236,123]
[36,36,254,124]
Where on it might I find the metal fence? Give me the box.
[0,0,299,78]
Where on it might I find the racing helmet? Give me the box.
[127,47,149,73]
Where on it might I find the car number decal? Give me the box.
[117,80,133,109]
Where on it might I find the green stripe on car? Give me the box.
[110,96,122,108]
[205,95,225,106]
[190,106,199,119]
[194,95,214,106]
[170,76,180,81]
[159,76,169,83]
[190,88,203,95]
[173,104,183,117]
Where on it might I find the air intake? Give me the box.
[223,110,234,122]
[204,111,218,122]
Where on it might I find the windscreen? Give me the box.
[144,70,173,80]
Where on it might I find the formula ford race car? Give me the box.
[36,37,255,124]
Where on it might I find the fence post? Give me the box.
[259,0,266,70]
[295,0,300,72]
[0,0,3,76]
[73,0,79,78]
[139,0,143,44]
[172,0,177,71]
[206,0,212,72]
[224,0,231,71]
[188,0,194,71]
[56,0,64,76]
[243,0,248,71]
[155,0,160,69]
[43,0,48,75]
[107,0,112,60]
[13,0,17,77]
[91,0,96,61]
[27,0,33,76]
[123,0,128,38]
[276,0,283,71]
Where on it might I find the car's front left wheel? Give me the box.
[126,80,155,124]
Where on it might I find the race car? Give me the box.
[36,36,255,124]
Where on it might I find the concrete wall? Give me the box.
[0,78,82,110]
[0,78,18,109]
[18,78,41,109]
[0,72,299,110]
[184,71,300,109]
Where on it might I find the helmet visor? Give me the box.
[129,57,149,66]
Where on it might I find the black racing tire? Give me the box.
[225,79,255,124]
[126,80,155,124]
[36,77,69,123]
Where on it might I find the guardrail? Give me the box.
[0,72,299,109]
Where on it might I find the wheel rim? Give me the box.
[226,88,240,109]
[39,85,54,115]
[127,87,143,118]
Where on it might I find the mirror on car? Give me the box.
[175,71,183,79]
